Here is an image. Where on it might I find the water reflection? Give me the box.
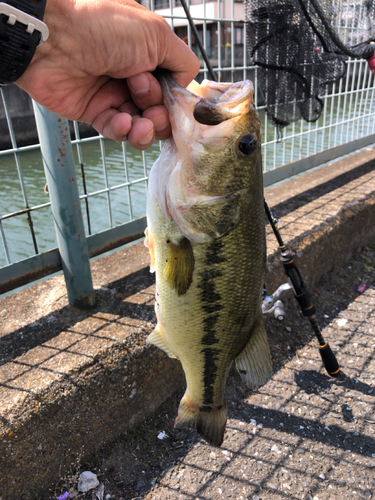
[0,140,161,267]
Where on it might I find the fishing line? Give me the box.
[178,0,340,376]
[179,0,217,82]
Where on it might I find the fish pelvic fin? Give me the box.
[144,227,155,273]
[164,237,195,296]
[174,396,227,447]
[235,316,272,389]
[146,324,178,359]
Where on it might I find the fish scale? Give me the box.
[145,71,272,446]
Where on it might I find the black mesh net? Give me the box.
[245,0,375,128]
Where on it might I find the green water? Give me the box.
[1,90,374,268]
[0,140,161,267]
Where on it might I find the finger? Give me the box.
[81,79,132,125]
[92,109,134,142]
[128,117,156,150]
[118,100,141,116]
[143,105,171,141]
[158,29,200,88]
[127,72,163,111]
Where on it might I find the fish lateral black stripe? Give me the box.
[201,314,220,345]
[203,314,219,330]
[201,347,220,405]
[201,281,222,303]
[202,303,224,314]
[205,240,227,265]
[201,268,223,303]
[199,404,224,412]
[200,237,226,395]
[202,268,223,279]
[199,405,214,412]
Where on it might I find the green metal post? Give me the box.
[32,102,96,308]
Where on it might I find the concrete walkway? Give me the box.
[145,286,375,500]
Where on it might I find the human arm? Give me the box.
[15,0,200,149]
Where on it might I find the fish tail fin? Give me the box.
[235,315,272,389]
[174,396,227,447]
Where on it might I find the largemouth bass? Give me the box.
[145,71,271,447]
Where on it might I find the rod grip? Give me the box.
[319,343,340,376]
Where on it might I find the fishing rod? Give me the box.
[179,0,340,377]
[264,201,339,376]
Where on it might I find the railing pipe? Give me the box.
[32,102,96,308]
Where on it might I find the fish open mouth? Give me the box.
[189,80,254,125]
[154,69,254,127]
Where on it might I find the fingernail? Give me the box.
[138,129,154,146]
[128,73,151,95]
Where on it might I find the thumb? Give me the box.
[156,21,200,88]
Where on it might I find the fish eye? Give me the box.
[238,134,257,155]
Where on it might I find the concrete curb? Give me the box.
[1,145,375,499]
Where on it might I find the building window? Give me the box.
[235,26,244,45]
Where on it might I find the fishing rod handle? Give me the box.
[319,342,340,376]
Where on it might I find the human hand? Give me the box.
[16,0,200,149]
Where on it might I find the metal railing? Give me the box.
[0,0,374,302]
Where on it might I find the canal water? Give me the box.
[0,140,161,268]
[1,91,374,269]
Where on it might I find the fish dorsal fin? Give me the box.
[147,324,178,359]
[235,316,272,389]
[164,237,195,296]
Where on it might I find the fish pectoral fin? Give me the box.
[235,316,272,389]
[146,325,178,359]
[164,237,195,296]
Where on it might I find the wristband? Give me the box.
[0,1,49,86]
